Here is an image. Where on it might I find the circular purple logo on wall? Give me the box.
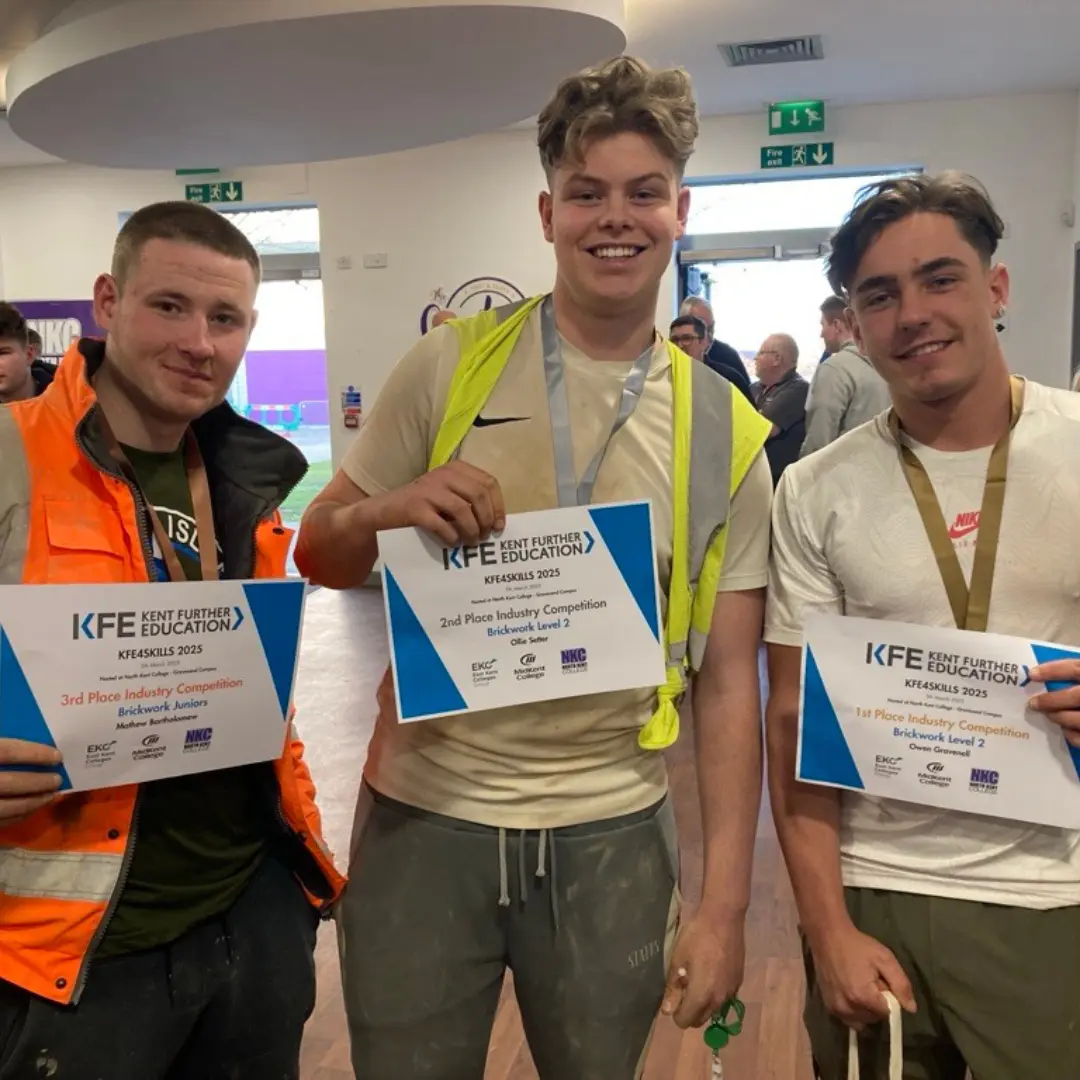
[420,277,525,334]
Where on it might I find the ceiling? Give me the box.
[0,0,1078,168]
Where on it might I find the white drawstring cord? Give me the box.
[847,991,902,1080]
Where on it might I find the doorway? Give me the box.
[220,207,328,570]
[680,230,832,381]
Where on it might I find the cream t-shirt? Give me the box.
[343,310,773,829]
[766,378,1080,909]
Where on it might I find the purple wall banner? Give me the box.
[14,301,105,362]
[243,349,328,408]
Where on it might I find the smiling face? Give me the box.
[849,212,1008,405]
[539,131,689,317]
[93,238,258,427]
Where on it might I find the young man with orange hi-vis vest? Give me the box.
[0,202,343,1080]
[297,57,772,1079]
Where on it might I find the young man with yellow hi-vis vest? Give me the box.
[297,56,773,1080]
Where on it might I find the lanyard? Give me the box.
[888,376,1023,632]
[98,414,220,584]
[541,295,654,507]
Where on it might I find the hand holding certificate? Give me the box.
[798,614,1080,829]
[0,579,306,793]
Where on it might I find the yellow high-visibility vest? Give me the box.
[431,296,770,749]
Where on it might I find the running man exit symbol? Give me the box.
[769,100,826,135]
[185,181,244,204]
[760,143,834,170]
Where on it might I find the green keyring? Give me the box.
[703,996,746,1052]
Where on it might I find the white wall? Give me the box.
[1072,93,1080,377]
[0,89,1076,466]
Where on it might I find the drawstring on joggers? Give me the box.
[497,828,510,907]
[495,827,559,931]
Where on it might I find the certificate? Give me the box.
[0,579,307,792]
[377,501,666,722]
[798,614,1080,829]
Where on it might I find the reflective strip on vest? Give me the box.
[436,296,769,749]
[0,846,122,902]
[0,408,30,585]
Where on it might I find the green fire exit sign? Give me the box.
[760,143,835,170]
[769,100,825,135]
[186,181,244,204]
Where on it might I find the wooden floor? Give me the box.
[294,587,815,1080]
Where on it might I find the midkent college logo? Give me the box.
[442,531,595,570]
[73,606,245,640]
[864,641,1029,687]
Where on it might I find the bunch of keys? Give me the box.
[702,996,745,1079]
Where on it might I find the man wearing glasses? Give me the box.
[669,313,752,400]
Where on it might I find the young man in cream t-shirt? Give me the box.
[297,58,772,1080]
[766,171,1080,1080]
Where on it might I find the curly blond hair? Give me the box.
[537,56,699,179]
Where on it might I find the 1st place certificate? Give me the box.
[377,501,666,722]
[798,613,1080,829]
[0,579,307,792]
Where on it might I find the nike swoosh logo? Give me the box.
[948,523,979,540]
[473,415,530,427]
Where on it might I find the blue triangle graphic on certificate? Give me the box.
[587,503,660,640]
[242,581,306,717]
[800,644,863,789]
[0,629,71,790]
[1030,644,1080,779]
[384,569,467,719]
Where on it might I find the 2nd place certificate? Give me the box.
[798,613,1080,828]
[0,579,307,792]
[378,501,666,722]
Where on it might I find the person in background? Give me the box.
[800,295,891,457]
[429,308,456,329]
[27,326,58,393]
[752,333,808,485]
[26,327,42,362]
[766,171,1080,1080]
[298,55,772,1080]
[0,201,343,1079]
[669,314,707,360]
[680,295,753,398]
[0,303,50,403]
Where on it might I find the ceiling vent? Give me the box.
[719,36,824,67]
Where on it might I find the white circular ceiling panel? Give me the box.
[5,0,626,168]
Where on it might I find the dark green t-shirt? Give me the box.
[96,444,269,958]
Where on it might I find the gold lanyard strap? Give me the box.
[888,376,1023,632]
[98,417,219,584]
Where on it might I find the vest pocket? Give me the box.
[40,499,130,584]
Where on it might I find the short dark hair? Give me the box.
[820,295,848,321]
[826,171,1005,296]
[538,56,699,180]
[112,202,261,290]
[0,303,28,347]
[27,328,41,349]
[670,314,706,338]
